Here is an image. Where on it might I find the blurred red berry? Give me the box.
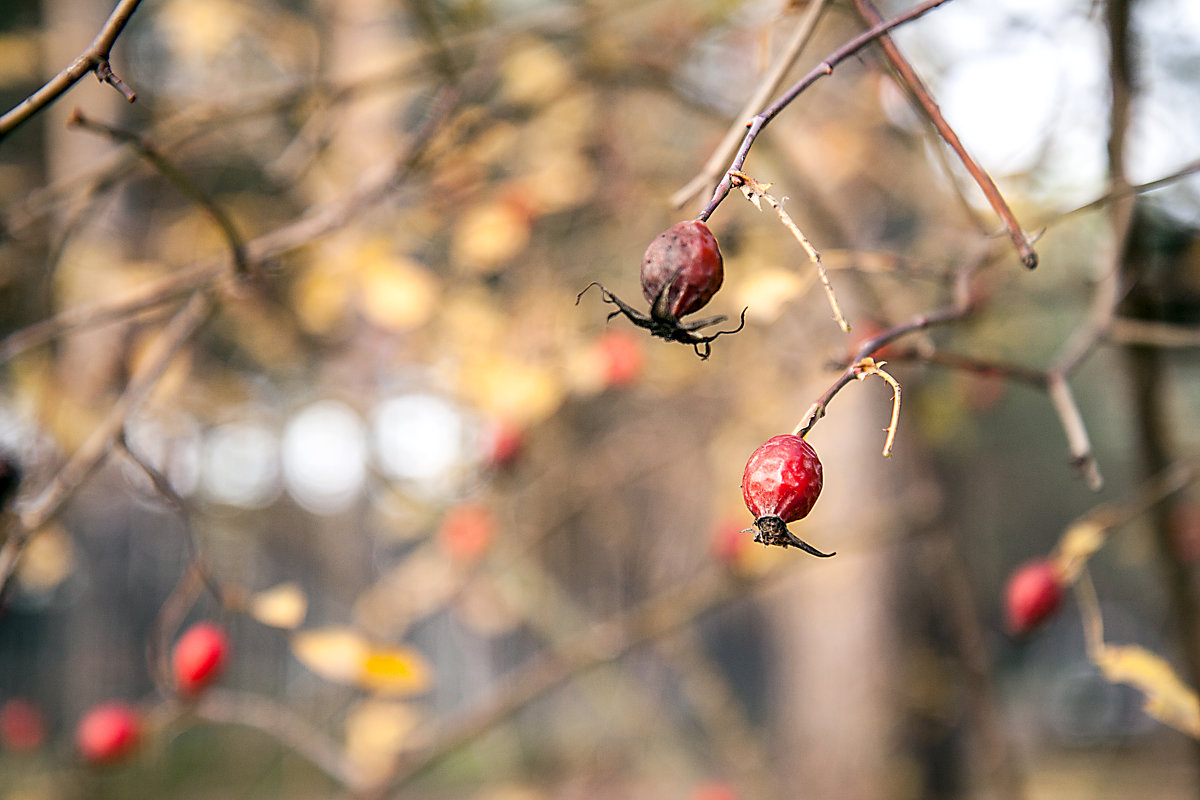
[0,698,46,752]
[691,781,739,800]
[710,519,751,567]
[741,434,832,557]
[173,622,230,695]
[76,702,141,765]
[483,421,525,469]
[1004,559,1064,634]
[439,504,495,563]
[641,220,724,319]
[597,330,644,387]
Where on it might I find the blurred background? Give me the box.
[1,0,1200,797]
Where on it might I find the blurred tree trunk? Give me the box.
[764,383,905,799]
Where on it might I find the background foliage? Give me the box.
[2,0,1200,798]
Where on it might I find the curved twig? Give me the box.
[0,0,143,142]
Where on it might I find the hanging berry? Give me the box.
[578,220,745,359]
[1004,559,1064,634]
[741,434,832,557]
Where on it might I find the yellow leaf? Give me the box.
[249,582,308,629]
[358,256,440,332]
[360,646,433,696]
[736,268,806,323]
[344,699,421,782]
[460,355,564,426]
[452,200,531,274]
[291,627,433,696]
[1095,644,1200,737]
[1054,519,1108,583]
[292,627,367,685]
[500,39,572,107]
[292,262,354,334]
[16,523,74,595]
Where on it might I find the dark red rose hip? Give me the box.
[576,219,745,359]
[741,434,832,557]
[640,220,724,320]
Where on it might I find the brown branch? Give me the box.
[68,109,250,277]
[670,0,831,209]
[0,84,462,363]
[0,291,212,594]
[191,689,371,792]
[1108,317,1200,348]
[849,0,1037,269]
[695,0,955,223]
[0,0,142,142]
[796,299,971,438]
[383,570,740,792]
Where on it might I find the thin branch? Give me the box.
[1046,373,1102,491]
[732,171,850,331]
[191,689,371,792]
[1108,317,1200,348]
[68,109,250,277]
[0,0,143,142]
[853,358,902,457]
[695,0,955,223]
[850,0,1037,269]
[383,570,740,792]
[0,292,213,594]
[670,0,830,209]
[796,298,970,438]
[0,84,463,363]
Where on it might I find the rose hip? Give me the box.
[1004,559,1063,634]
[640,220,724,320]
[741,434,833,557]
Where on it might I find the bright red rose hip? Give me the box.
[173,622,230,695]
[76,702,141,765]
[1004,559,1063,634]
[741,434,833,558]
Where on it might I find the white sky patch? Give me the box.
[201,420,281,509]
[372,393,467,495]
[281,401,368,515]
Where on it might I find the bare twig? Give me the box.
[733,171,850,331]
[0,0,143,142]
[849,0,1037,269]
[0,292,212,593]
[384,570,741,792]
[0,84,463,363]
[1046,373,1102,491]
[68,109,250,277]
[670,0,830,209]
[191,689,371,792]
[853,358,902,457]
[796,298,969,438]
[695,0,955,223]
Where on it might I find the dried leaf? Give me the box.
[1095,644,1200,737]
[291,627,433,696]
[1055,519,1108,582]
[344,699,421,781]
[249,582,308,629]
[735,268,806,323]
[292,627,368,685]
[359,646,433,696]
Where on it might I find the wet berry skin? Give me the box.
[1005,559,1063,634]
[640,220,724,319]
[741,434,831,557]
